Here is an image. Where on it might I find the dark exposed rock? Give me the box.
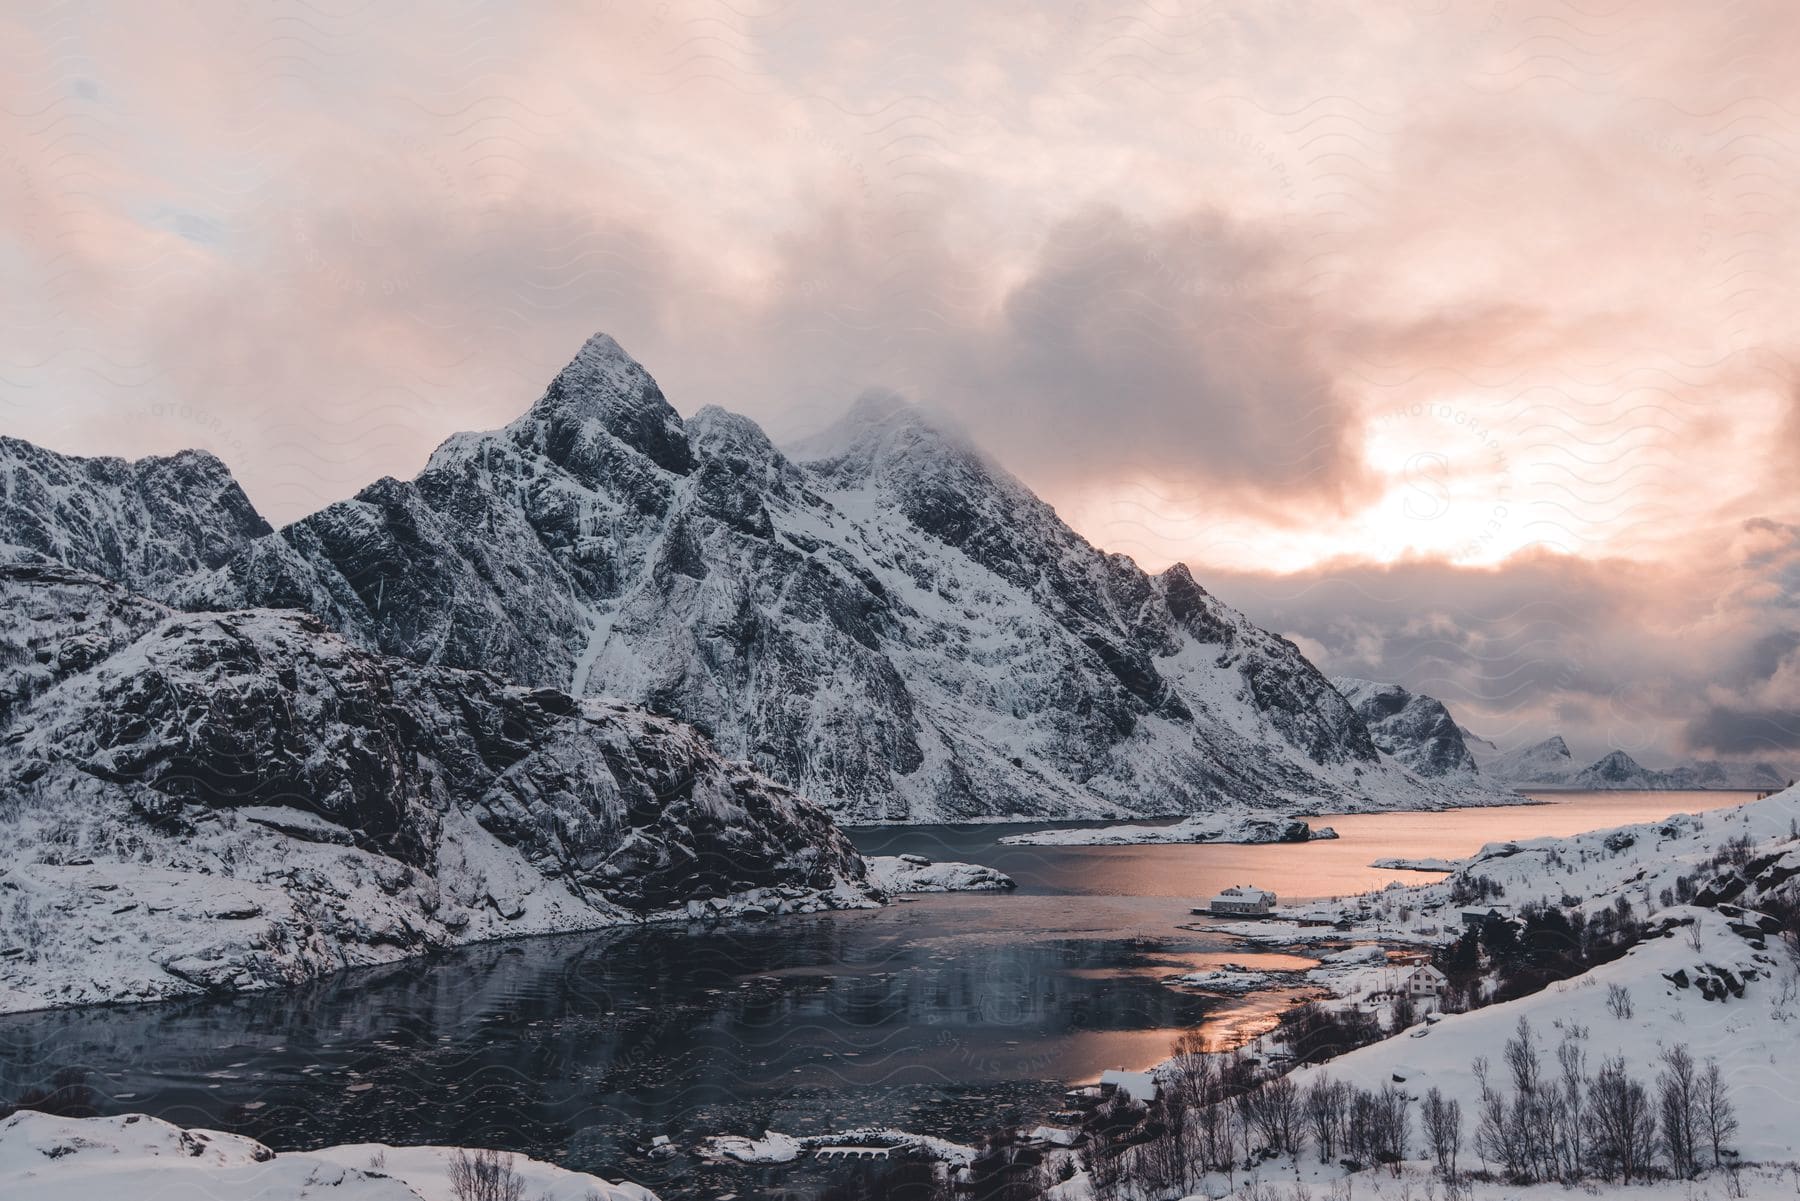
[0,566,876,1009]
[1332,677,1479,778]
[0,438,269,598]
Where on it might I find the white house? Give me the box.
[1207,885,1277,916]
[1402,964,1448,998]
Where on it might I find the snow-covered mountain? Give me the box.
[1467,733,1791,791]
[0,563,877,1013]
[155,333,1503,822]
[1330,677,1478,778]
[0,436,270,598]
[1469,734,1576,785]
[1661,757,1794,790]
[1565,749,1795,791]
[1568,747,1664,789]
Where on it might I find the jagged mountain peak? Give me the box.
[687,404,782,464]
[520,330,693,476]
[787,388,980,471]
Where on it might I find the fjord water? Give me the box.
[0,791,1755,1196]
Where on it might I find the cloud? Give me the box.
[1207,518,1800,766]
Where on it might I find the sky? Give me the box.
[2,0,1798,767]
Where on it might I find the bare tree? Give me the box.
[1657,1044,1701,1178]
[1700,1058,1739,1169]
[447,1148,526,1201]
[1373,1083,1412,1168]
[1554,1036,1587,1181]
[1304,1077,1348,1164]
[1087,1121,1124,1201]
[1254,1075,1301,1156]
[1472,1054,1521,1180]
[1147,1090,1196,1193]
[1422,1086,1462,1179]
[1606,983,1633,1020]
[1587,1056,1657,1183]
[1167,1030,1215,1111]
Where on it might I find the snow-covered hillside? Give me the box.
[0,564,878,1014]
[1270,787,1800,1165]
[10,333,1508,822]
[1286,904,1800,1160]
[0,1111,657,1201]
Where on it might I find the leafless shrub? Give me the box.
[447,1147,525,1201]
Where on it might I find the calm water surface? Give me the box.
[0,790,1755,1196]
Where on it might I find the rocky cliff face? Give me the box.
[0,436,270,598]
[1331,677,1479,778]
[0,564,875,1013]
[175,334,1494,821]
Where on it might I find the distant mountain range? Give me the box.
[2,332,1506,824]
[1326,678,1790,793]
[1459,732,1794,791]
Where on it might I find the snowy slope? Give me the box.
[1288,906,1800,1163]
[0,1111,657,1201]
[0,565,878,1014]
[1332,677,1479,778]
[168,334,1508,822]
[0,436,269,599]
[1274,787,1800,1166]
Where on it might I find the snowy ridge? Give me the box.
[0,436,269,599]
[0,565,877,1014]
[153,333,1514,822]
[998,811,1339,846]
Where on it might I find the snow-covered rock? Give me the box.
[1169,966,1278,993]
[1370,856,1459,872]
[702,1132,804,1163]
[1332,677,1479,778]
[0,564,877,1014]
[0,1111,656,1201]
[144,333,1508,823]
[999,812,1338,846]
[0,436,269,600]
[865,853,1016,892]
